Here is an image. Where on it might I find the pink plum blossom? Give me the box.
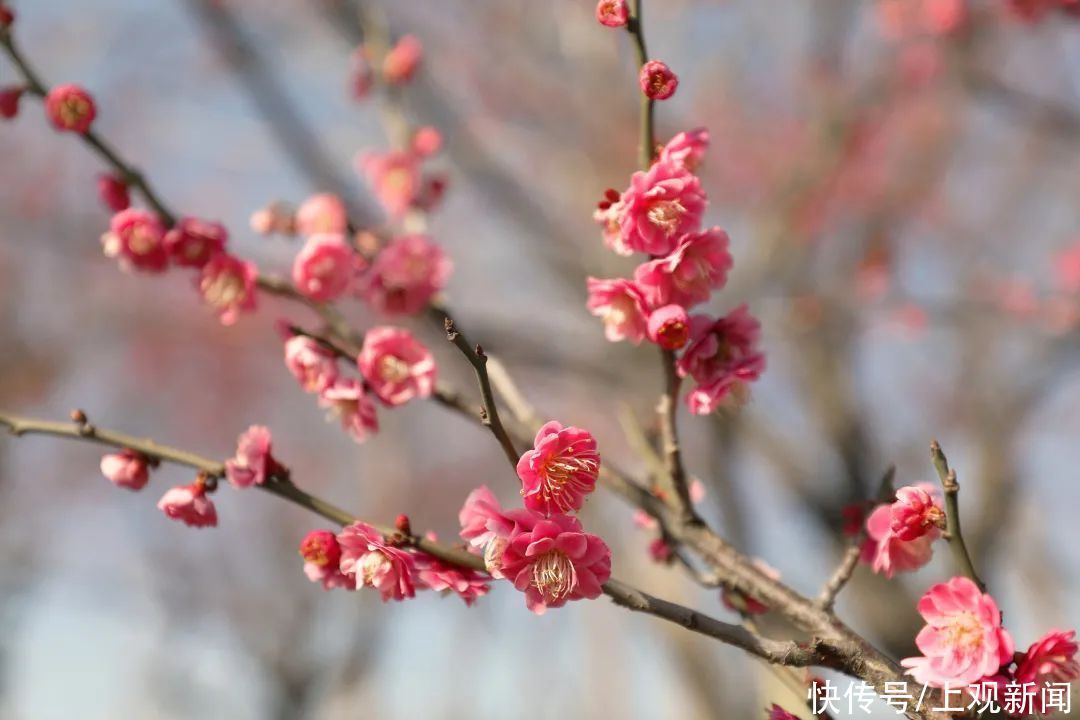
[157,480,217,528]
[164,217,227,269]
[411,126,443,157]
[889,485,945,541]
[647,304,691,349]
[517,421,600,515]
[224,425,282,488]
[901,577,1014,687]
[318,378,379,443]
[639,60,678,100]
[295,193,347,237]
[1054,241,1080,293]
[0,86,21,119]
[677,305,766,415]
[358,234,451,315]
[100,449,149,490]
[357,150,421,218]
[284,335,339,393]
[198,253,258,325]
[586,277,651,343]
[458,485,511,549]
[595,0,629,27]
[617,159,706,256]
[44,83,95,133]
[1015,628,1080,687]
[457,488,542,579]
[96,173,130,212]
[292,233,355,302]
[382,35,423,85]
[593,188,633,256]
[860,503,937,578]
[299,529,352,590]
[413,535,491,606]
[499,513,612,615]
[357,326,436,406]
[634,227,733,308]
[658,128,709,171]
[767,706,800,720]
[337,522,416,601]
[101,208,168,273]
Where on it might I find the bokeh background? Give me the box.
[1,0,1078,718]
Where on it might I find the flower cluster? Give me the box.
[300,522,491,605]
[280,324,436,444]
[459,421,612,616]
[587,128,766,414]
[902,576,1079,715]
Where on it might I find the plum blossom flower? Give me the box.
[860,483,941,577]
[295,193,347,237]
[617,159,706,256]
[457,487,541,579]
[586,277,651,344]
[164,217,227,269]
[198,253,258,325]
[639,60,678,100]
[284,335,339,393]
[413,534,491,606]
[157,478,218,528]
[901,577,1014,687]
[595,0,629,27]
[382,35,423,84]
[459,485,511,549]
[658,128,709,171]
[292,234,355,302]
[1014,629,1079,686]
[648,537,673,563]
[318,378,379,443]
[44,83,96,133]
[225,425,283,488]
[357,234,451,315]
[411,126,442,157]
[677,305,766,415]
[357,150,421,218]
[647,304,691,349]
[299,529,352,590]
[96,174,130,212]
[499,513,612,615]
[767,706,800,720]
[593,189,634,256]
[249,201,295,236]
[337,522,416,601]
[100,449,150,490]
[101,208,169,273]
[0,86,21,119]
[357,326,436,406]
[517,421,600,515]
[889,485,945,541]
[634,227,733,308]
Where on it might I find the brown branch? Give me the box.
[930,441,986,591]
[444,318,520,470]
[0,409,832,669]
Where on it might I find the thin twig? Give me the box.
[930,441,986,591]
[444,318,520,469]
[817,465,895,610]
